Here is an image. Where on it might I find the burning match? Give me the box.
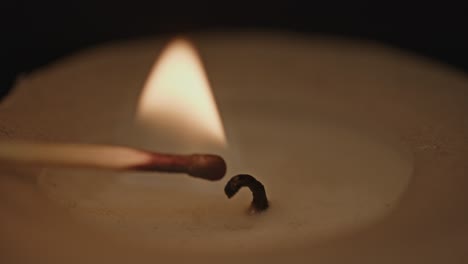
[0,140,226,181]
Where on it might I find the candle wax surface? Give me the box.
[1,33,468,264]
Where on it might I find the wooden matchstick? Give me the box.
[0,141,226,181]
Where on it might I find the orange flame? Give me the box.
[136,39,226,147]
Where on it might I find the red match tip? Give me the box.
[187,154,227,181]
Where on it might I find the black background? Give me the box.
[2,1,468,100]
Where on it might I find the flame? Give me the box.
[137,38,226,146]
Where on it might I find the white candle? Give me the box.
[1,33,467,263]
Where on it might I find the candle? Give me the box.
[1,33,467,263]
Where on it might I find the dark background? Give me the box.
[2,1,468,100]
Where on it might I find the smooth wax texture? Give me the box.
[1,33,468,264]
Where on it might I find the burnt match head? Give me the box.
[187,154,227,181]
[224,174,269,213]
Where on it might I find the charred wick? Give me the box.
[224,174,269,214]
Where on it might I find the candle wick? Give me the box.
[224,174,269,213]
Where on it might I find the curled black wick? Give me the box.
[224,174,269,213]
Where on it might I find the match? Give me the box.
[0,140,226,181]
